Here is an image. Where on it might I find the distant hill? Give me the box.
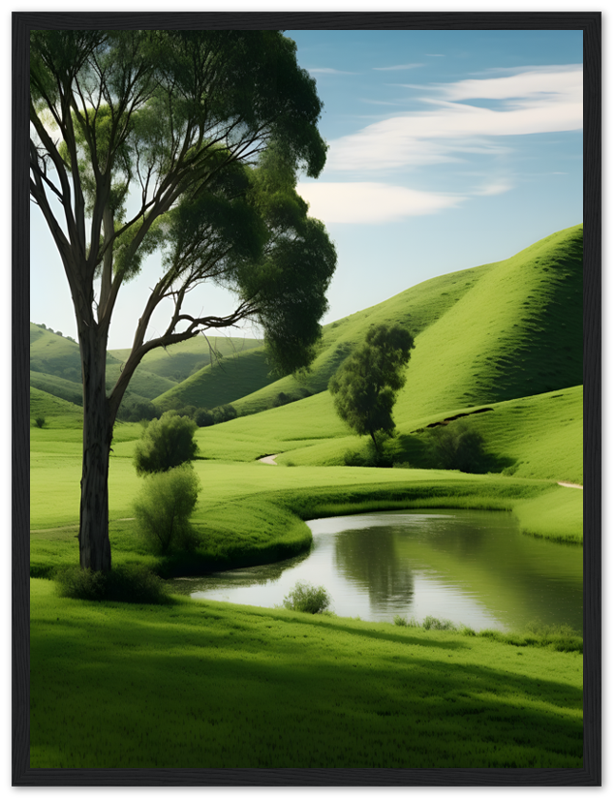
[109,334,264,386]
[154,347,276,412]
[30,322,264,407]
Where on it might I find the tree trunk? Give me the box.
[78,324,113,572]
[370,430,381,454]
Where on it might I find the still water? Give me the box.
[167,509,583,633]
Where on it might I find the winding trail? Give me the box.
[258,454,280,466]
[557,482,583,489]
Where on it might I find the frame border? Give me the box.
[11,11,602,787]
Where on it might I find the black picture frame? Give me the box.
[11,11,602,787]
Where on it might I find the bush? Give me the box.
[194,408,214,427]
[118,396,159,423]
[133,464,201,554]
[342,439,392,468]
[34,416,45,429]
[422,616,458,631]
[134,410,198,475]
[426,422,489,473]
[211,404,237,424]
[55,564,171,604]
[282,581,331,614]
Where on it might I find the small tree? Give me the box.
[329,324,414,453]
[133,464,201,554]
[134,411,198,475]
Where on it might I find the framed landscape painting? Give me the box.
[13,10,601,787]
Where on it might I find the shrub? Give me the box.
[342,440,392,468]
[133,464,201,554]
[118,396,158,423]
[426,422,489,473]
[134,410,198,475]
[282,581,331,614]
[195,408,214,427]
[422,616,458,631]
[34,416,45,429]
[56,564,171,604]
[211,404,238,424]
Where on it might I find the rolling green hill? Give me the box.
[30,386,83,429]
[31,224,583,489]
[109,334,264,385]
[219,224,582,418]
[154,347,276,411]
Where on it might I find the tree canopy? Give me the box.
[329,324,415,452]
[29,29,336,571]
[133,411,198,475]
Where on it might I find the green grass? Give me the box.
[28,225,585,771]
[30,386,83,429]
[30,578,583,768]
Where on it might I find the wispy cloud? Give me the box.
[307,67,356,75]
[297,182,462,224]
[373,63,424,71]
[472,181,514,196]
[326,65,582,172]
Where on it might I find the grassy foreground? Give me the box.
[30,578,582,769]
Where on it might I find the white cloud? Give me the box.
[326,65,582,172]
[297,182,462,224]
[473,181,514,196]
[373,63,424,71]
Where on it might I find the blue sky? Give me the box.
[29,28,583,349]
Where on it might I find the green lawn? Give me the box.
[30,578,583,769]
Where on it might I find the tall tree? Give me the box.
[30,30,336,572]
[329,324,414,453]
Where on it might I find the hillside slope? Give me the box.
[215,224,581,419]
[394,224,582,419]
[154,347,276,412]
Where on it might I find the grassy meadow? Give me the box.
[29,225,584,769]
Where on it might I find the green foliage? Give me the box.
[34,416,46,429]
[329,323,414,451]
[211,404,238,425]
[55,564,170,604]
[133,464,201,555]
[282,581,331,614]
[342,439,392,468]
[426,422,490,473]
[117,395,159,423]
[133,411,198,475]
[194,408,214,427]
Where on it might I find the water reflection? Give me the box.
[168,509,582,632]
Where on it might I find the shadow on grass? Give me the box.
[31,598,583,768]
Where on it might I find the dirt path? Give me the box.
[258,454,280,466]
[557,482,583,489]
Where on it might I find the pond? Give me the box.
[167,509,583,633]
